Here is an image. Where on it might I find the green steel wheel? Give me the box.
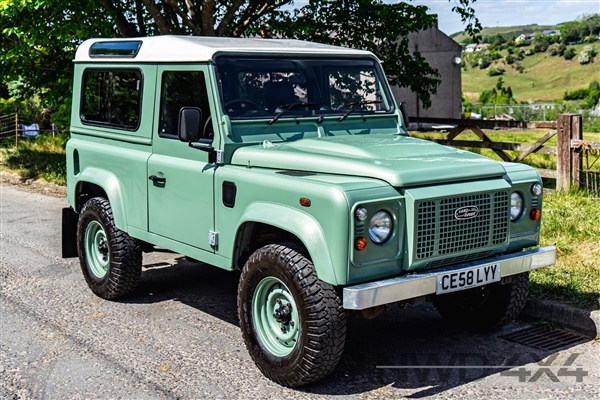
[77,197,142,300]
[84,220,110,279]
[252,276,300,357]
[238,244,346,387]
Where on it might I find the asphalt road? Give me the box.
[1,183,599,399]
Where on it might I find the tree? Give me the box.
[1,0,481,127]
[479,78,515,104]
[268,0,451,108]
[0,1,117,127]
[560,14,600,44]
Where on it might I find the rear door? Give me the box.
[147,64,217,252]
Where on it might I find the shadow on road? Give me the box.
[122,255,591,397]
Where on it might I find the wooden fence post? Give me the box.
[15,112,19,148]
[556,114,583,190]
[571,114,583,189]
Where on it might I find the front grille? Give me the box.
[415,191,509,262]
[425,250,493,269]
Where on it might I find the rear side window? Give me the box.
[81,69,142,130]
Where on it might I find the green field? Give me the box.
[462,42,599,103]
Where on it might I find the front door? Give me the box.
[148,65,217,252]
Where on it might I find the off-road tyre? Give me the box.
[433,272,530,331]
[238,244,346,387]
[77,197,142,299]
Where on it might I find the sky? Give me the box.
[291,1,600,35]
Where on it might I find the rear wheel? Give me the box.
[77,197,142,299]
[433,272,530,331]
[238,244,346,387]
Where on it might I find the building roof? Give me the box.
[74,36,375,63]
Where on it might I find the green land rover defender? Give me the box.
[62,36,556,387]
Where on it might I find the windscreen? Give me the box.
[215,56,394,120]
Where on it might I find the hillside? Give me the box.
[462,42,599,103]
[451,24,558,43]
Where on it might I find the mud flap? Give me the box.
[62,207,79,258]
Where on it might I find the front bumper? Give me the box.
[343,246,556,310]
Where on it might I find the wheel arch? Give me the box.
[233,203,339,286]
[71,167,128,231]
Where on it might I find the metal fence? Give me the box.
[583,170,600,195]
[0,113,18,140]
[469,104,599,124]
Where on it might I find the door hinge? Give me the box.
[208,230,219,247]
[215,150,224,164]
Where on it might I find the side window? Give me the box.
[159,70,212,139]
[81,69,142,129]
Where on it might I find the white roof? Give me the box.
[74,36,375,62]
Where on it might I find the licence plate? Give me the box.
[436,263,501,295]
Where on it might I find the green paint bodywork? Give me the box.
[67,55,545,288]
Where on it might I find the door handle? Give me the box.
[149,175,166,184]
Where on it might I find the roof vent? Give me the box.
[89,41,142,58]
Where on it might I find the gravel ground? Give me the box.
[1,183,599,399]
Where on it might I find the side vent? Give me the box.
[73,149,80,175]
[276,171,317,177]
[223,181,237,208]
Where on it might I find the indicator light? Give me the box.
[355,237,367,251]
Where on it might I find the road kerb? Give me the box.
[522,298,600,339]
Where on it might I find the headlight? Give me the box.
[511,192,524,222]
[368,210,393,244]
[531,183,542,196]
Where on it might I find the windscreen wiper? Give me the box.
[268,102,318,125]
[338,100,382,122]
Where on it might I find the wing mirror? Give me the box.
[178,107,202,143]
[400,101,410,128]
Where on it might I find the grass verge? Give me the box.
[532,190,600,310]
[0,135,68,185]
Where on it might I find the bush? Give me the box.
[533,42,549,53]
[585,116,600,133]
[563,81,600,108]
[478,56,492,69]
[487,66,505,76]
[564,88,590,101]
[587,81,600,108]
[564,47,577,60]
[578,46,597,65]
[505,54,515,64]
[547,43,566,56]
[479,89,496,104]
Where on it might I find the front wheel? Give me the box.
[433,272,530,331]
[77,197,142,299]
[238,244,346,387]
